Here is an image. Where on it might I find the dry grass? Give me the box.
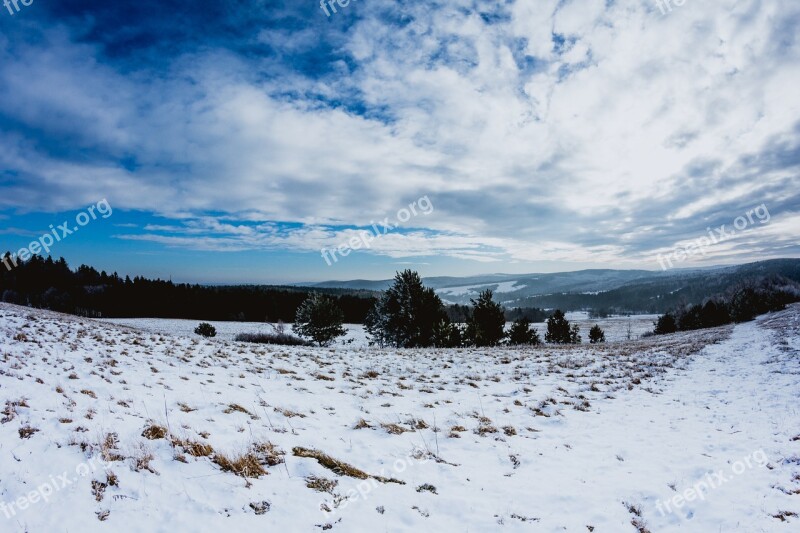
[274,407,306,418]
[223,403,257,419]
[130,443,157,474]
[409,418,429,430]
[773,511,798,522]
[416,483,437,494]
[18,425,39,439]
[354,418,372,429]
[213,451,267,478]
[252,441,285,466]
[178,402,196,413]
[292,447,404,484]
[211,441,283,478]
[91,480,107,502]
[624,503,652,533]
[381,422,409,435]
[100,433,125,462]
[142,423,168,440]
[172,437,214,457]
[475,424,498,436]
[249,501,271,515]
[306,475,339,493]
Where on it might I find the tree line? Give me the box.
[291,270,605,347]
[0,253,376,322]
[653,275,799,334]
[0,254,550,327]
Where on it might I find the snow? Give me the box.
[492,281,524,293]
[437,281,523,297]
[98,317,369,347]
[100,314,659,348]
[520,314,659,342]
[1,302,798,532]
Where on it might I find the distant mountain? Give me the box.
[299,259,800,313]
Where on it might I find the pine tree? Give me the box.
[588,324,605,343]
[464,290,506,347]
[653,313,677,334]
[365,270,447,348]
[545,310,572,344]
[293,293,346,346]
[569,323,582,344]
[507,317,541,345]
[432,319,463,348]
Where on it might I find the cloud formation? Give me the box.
[0,0,798,275]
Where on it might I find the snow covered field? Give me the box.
[1,302,798,532]
[98,317,370,346]
[100,313,658,347]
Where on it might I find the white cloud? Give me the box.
[1,0,798,270]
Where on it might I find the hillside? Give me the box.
[1,302,798,531]
[308,259,800,312]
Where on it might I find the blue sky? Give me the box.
[0,0,798,283]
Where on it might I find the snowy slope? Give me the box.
[0,303,798,532]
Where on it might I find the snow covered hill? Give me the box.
[1,303,798,532]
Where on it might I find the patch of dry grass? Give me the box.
[306,475,339,493]
[293,447,404,484]
[213,452,267,478]
[130,443,157,474]
[223,403,258,419]
[18,425,39,439]
[381,422,410,435]
[142,423,168,440]
[354,418,372,429]
[171,437,214,457]
[178,402,196,413]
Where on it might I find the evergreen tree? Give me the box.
[569,323,582,344]
[700,300,730,327]
[365,270,447,348]
[653,313,677,334]
[432,319,463,348]
[293,293,347,346]
[464,290,506,347]
[545,310,572,344]
[729,286,759,322]
[588,324,605,344]
[507,317,541,345]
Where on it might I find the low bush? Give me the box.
[234,332,313,346]
[194,323,217,338]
